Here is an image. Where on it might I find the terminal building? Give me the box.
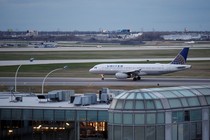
[0,85,210,140]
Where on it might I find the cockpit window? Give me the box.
[94,67,97,69]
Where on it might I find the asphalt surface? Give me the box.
[0,57,210,66]
[0,46,210,52]
[1,46,209,66]
[0,77,209,87]
[0,46,194,52]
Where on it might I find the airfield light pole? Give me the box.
[14,58,34,92]
[41,65,68,94]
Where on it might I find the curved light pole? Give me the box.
[14,65,22,92]
[14,58,34,92]
[41,65,68,94]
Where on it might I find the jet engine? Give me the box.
[115,72,128,79]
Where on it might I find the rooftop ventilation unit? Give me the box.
[99,88,125,103]
[84,93,97,104]
[37,90,75,102]
[73,96,82,105]
[73,96,92,106]
[48,90,74,102]
[73,93,97,106]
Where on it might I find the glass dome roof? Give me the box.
[109,85,210,110]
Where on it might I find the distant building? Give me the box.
[120,29,130,34]
[26,30,38,36]
[162,33,201,40]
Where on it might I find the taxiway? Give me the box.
[0,77,209,87]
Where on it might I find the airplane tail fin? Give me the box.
[171,48,189,64]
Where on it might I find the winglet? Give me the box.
[171,48,189,64]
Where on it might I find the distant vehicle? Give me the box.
[89,48,191,81]
[185,41,195,44]
[96,45,102,48]
[34,42,57,48]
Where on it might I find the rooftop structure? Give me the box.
[0,85,210,140]
[110,85,210,110]
[108,85,210,140]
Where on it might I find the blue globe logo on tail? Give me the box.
[171,48,189,65]
[171,54,186,64]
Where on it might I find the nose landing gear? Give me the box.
[101,74,104,80]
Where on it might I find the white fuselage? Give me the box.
[89,63,191,76]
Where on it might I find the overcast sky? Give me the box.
[0,0,210,31]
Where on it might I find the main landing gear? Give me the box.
[133,76,141,81]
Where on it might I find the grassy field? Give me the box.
[1,60,209,93]
[0,61,209,78]
[0,47,209,93]
[0,48,209,77]
[0,49,210,60]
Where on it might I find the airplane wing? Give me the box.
[121,69,147,76]
[121,69,141,75]
[116,69,147,80]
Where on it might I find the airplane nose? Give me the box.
[89,68,93,73]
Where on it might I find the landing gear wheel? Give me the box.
[133,77,137,81]
[133,76,141,81]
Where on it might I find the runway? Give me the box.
[0,77,209,87]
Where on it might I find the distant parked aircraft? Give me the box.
[89,48,191,81]
[185,41,195,44]
[34,42,57,48]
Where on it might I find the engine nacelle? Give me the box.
[115,72,128,79]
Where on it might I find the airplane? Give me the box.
[89,48,191,81]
